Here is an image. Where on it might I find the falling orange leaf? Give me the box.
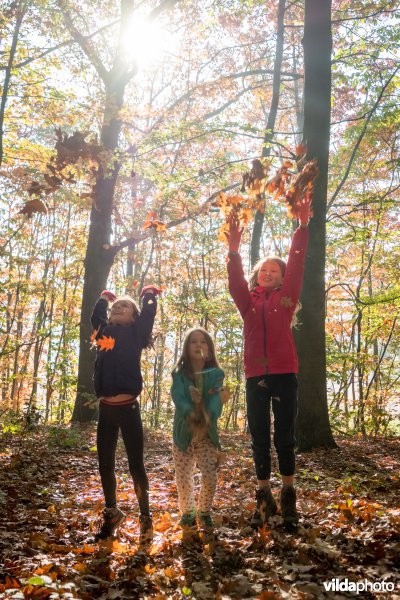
[296,142,308,157]
[143,210,166,232]
[96,335,115,351]
[19,198,48,217]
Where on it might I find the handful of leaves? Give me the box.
[186,374,230,441]
[187,384,210,442]
[213,192,263,243]
[264,157,318,219]
[216,148,318,242]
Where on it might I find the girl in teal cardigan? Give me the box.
[171,328,227,529]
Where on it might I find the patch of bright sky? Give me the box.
[121,11,181,71]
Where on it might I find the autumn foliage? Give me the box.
[215,151,318,242]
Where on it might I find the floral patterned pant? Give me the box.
[173,438,219,514]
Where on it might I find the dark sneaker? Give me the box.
[251,487,278,529]
[179,510,196,527]
[95,507,126,541]
[280,486,299,530]
[197,511,213,529]
[138,514,153,549]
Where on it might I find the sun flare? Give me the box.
[122,15,175,69]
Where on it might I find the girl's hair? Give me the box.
[109,295,154,348]
[173,327,220,379]
[248,257,301,328]
[248,256,287,291]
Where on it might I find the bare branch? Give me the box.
[328,66,400,211]
[1,19,120,71]
[148,0,181,21]
[0,0,29,166]
[111,183,239,255]
[56,0,109,84]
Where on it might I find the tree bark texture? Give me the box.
[72,88,124,422]
[295,0,337,449]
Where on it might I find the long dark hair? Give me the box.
[173,327,220,380]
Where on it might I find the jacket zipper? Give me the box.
[262,295,268,374]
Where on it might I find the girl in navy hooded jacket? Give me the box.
[226,196,311,530]
[91,285,160,547]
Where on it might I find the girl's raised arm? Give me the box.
[281,193,311,305]
[226,219,252,318]
[136,286,160,347]
[91,290,116,330]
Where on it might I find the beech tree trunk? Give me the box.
[295,0,336,449]
[71,88,124,422]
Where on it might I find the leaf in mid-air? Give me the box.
[96,335,115,351]
[19,198,48,217]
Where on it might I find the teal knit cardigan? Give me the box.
[171,367,225,451]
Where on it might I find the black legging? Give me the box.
[246,373,298,480]
[97,402,150,515]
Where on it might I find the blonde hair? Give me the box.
[248,256,287,291]
[173,327,220,380]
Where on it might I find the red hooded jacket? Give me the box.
[227,227,308,378]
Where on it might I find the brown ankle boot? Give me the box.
[251,487,277,528]
[280,486,299,530]
[138,514,153,549]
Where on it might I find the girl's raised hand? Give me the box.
[100,290,117,302]
[225,215,244,252]
[299,191,312,228]
[140,284,162,297]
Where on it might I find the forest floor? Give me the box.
[0,426,399,599]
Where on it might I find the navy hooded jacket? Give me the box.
[91,293,157,398]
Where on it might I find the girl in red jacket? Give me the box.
[226,196,311,530]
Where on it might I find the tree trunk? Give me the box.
[71,87,125,422]
[295,0,336,450]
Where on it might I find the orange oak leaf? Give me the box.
[96,335,115,351]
